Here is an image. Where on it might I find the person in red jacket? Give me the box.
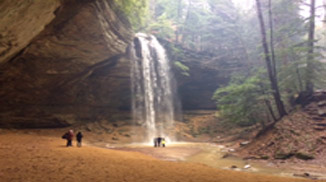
[66,130,74,147]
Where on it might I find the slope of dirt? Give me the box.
[241,111,326,159]
[239,91,326,174]
[0,130,316,182]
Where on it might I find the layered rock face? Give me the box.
[0,0,133,127]
[0,1,60,64]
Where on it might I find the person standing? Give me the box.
[76,131,83,147]
[157,137,162,147]
[162,138,166,147]
[67,130,74,147]
[154,138,158,147]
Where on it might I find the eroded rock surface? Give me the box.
[0,0,133,127]
[0,0,60,64]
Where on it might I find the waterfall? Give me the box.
[130,33,177,143]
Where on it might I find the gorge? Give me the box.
[0,0,226,129]
[1,0,326,181]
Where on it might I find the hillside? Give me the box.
[240,90,326,168]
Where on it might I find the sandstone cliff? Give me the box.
[0,0,239,128]
[0,0,133,127]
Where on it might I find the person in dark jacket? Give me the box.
[76,131,83,147]
[157,137,162,147]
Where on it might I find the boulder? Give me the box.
[317,101,326,107]
[295,152,315,160]
[243,164,251,169]
[230,165,237,169]
[318,109,326,117]
[274,152,294,160]
[240,141,250,146]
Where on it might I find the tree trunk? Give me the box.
[259,83,277,122]
[290,48,304,92]
[324,0,326,25]
[305,0,315,94]
[296,66,304,92]
[323,0,326,61]
[255,0,287,118]
[268,0,277,77]
[175,0,182,44]
[264,98,277,122]
[150,0,157,20]
[181,0,192,46]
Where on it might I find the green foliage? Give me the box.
[212,71,272,126]
[146,0,182,40]
[310,57,326,89]
[147,14,175,39]
[113,0,149,30]
[147,0,257,68]
[164,43,190,76]
[174,61,190,76]
[153,0,181,20]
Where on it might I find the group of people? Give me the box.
[153,137,166,147]
[63,130,167,148]
[62,130,83,147]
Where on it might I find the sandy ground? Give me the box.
[110,143,326,179]
[0,130,322,182]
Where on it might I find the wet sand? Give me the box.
[0,131,320,182]
[107,143,309,178]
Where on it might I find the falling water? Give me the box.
[130,33,177,143]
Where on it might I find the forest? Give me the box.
[119,0,326,127]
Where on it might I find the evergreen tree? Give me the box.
[213,71,275,126]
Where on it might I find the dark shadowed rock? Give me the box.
[295,152,315,160]
[161,40,246,110]
[230,165,237,169]
[274,152,294,160]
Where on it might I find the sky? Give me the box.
[231,0,254,10]
[231,0,325,26]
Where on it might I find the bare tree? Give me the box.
[305,0,316,94]
[268,0,277,77]
[175,0,182,44]
[323,0,326,59]
[324,0,326,24]
[255,0,287,118]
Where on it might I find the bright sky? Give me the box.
[231,0,254,10]
[231,0,325,26]
[301,0,325,26]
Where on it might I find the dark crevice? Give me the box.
[56,54,124,88]
[4,42,30,65]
